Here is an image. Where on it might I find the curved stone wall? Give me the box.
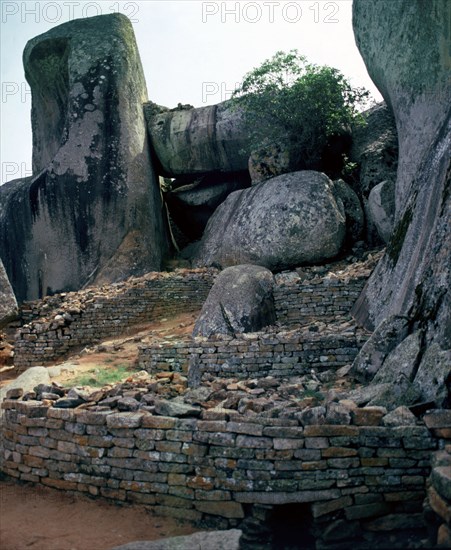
[1,398,442,546]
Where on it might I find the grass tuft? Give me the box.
[65,364,131,388]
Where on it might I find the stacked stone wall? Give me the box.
[138,327,368,382]
[274,276,367,327]
[13,270,217,369]
[423,410,451,547]
[1,399,443,547]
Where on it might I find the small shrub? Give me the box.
[232,50,370,169]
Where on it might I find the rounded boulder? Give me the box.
[193,264,276,338]
[194,171,346,271]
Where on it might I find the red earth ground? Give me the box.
[0,312,203,550]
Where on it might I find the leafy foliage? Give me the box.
[232,50,370,168]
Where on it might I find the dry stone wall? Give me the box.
[423,410,451,548]
[274,277,367,327]
[12,254,381,371]
[139,325,368,382]
[1,399,445,547]
[14,270,217,369]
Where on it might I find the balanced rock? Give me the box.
[194,171,346,271]
[352,0,451,353]
[146,100,252,176]
[0,259,18,327]
[0,14,167,302]
[193,264,276,338]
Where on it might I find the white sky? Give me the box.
[0,0,382,185]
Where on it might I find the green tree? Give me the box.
[232,50,370,170]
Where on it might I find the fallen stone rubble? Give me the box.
[0,366,430,425]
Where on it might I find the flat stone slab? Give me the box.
[111,529,242,550]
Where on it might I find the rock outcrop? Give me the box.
[0,259,18,327]
[367,179,396,243]
[194,171,346,271]
[350,102,398,198]
[146,101,252,177]
[193,264,276,338]
[332,179,364,247]
[0,14,168,302]
[351,0,451,357]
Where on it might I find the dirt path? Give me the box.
[0,480,199,550]
[0,311,199,390]
[0,312,202,550]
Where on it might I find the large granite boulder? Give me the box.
[193,264,276,338]
[194,171,346,271]
[0,259,18,327]
[351,0,451,355]
[146,100,252,177]
[0,14,168,302]
[350,102,398,197]
[165,172,251,240]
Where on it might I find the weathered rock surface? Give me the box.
[352,0,451,353]
[372,330,423,384]
[382,406,417,427]
[0,14,167,302]
[413,344,451,407]
[111,529,242,550]
[165,172,250,239]
[367,375,421,411]
[193,265,276,338]
[350,102,398,197]
[194,171,346,271]
[248,141,301,184]
[332,179,364,247]
[367,179,396,243]
[146,100,251,176]
[0,259,18,327]
[350,315,410,383]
